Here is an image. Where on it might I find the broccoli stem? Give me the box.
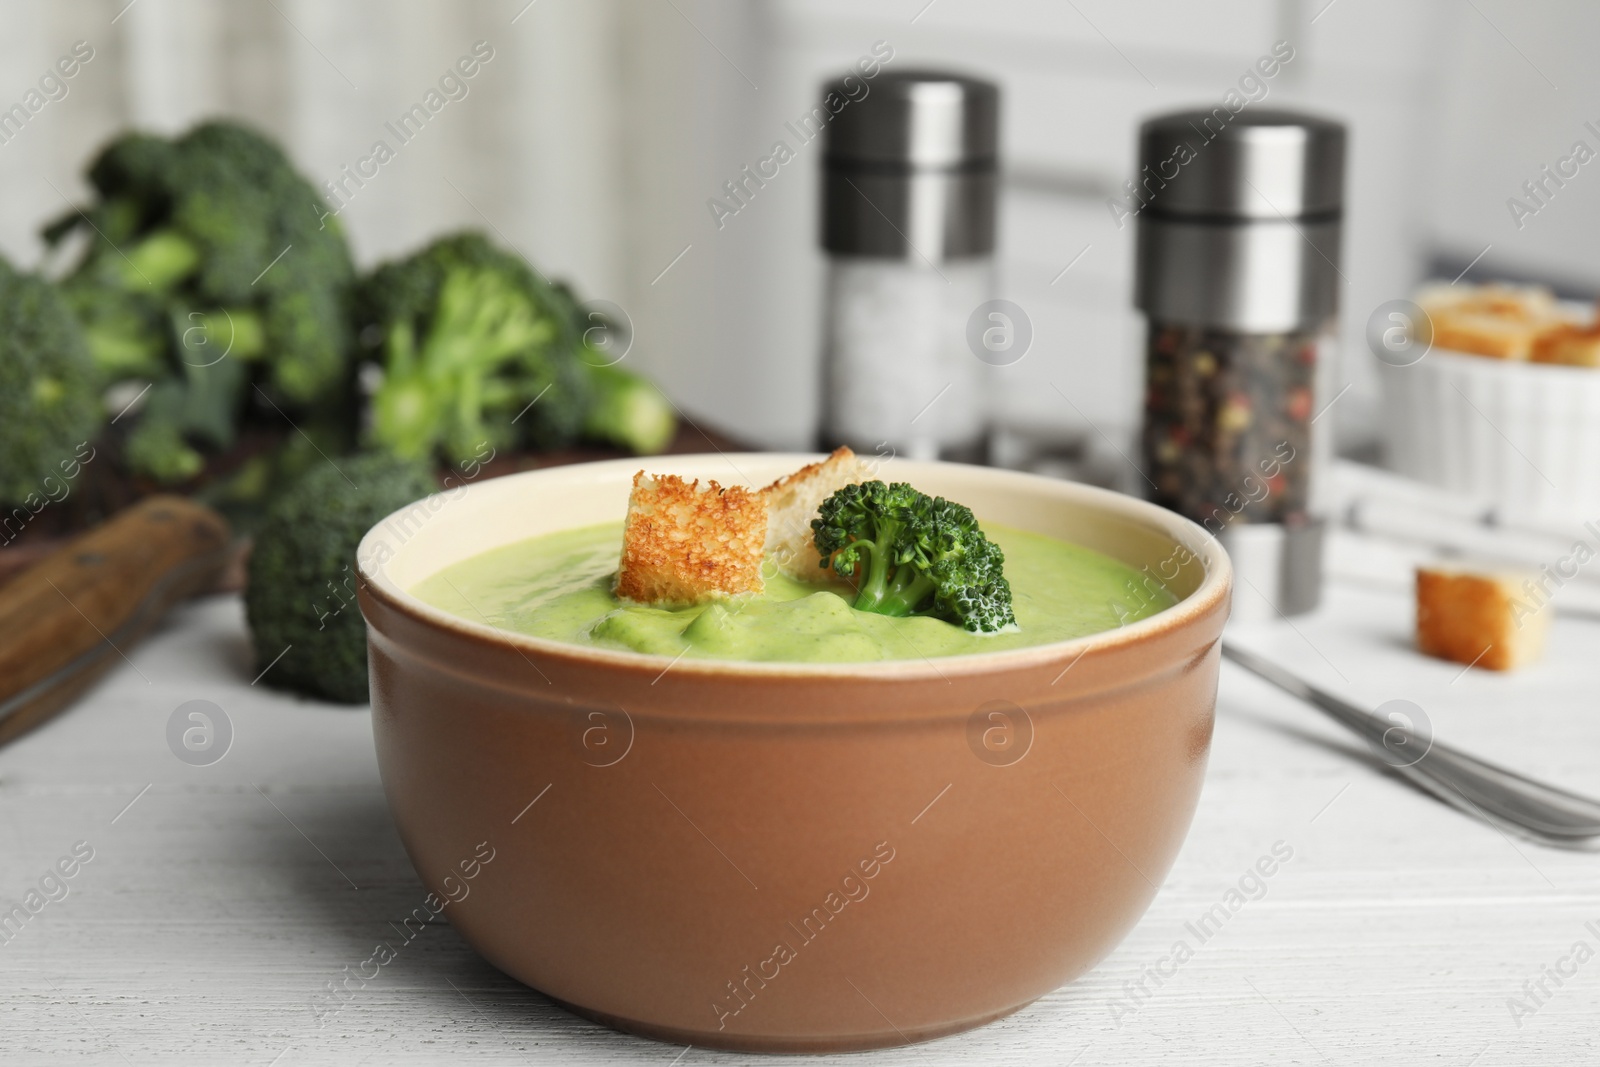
[369,320,444,460]
[114,229,201,293]
[849,539,890,612]
[852,549,936,617]
[176,307,266,362]
[82,320,167,380]
[123,381,205,483]
[581,360,677,454]
[368,267,549,463]
[877,570,938,617]
[847,507,935,617]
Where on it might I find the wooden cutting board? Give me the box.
[0,496,232,746]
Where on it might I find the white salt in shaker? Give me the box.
[818,71,999,462]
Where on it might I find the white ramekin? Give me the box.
[1381,348,1600,520]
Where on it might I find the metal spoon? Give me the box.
[1222,641,1600,847]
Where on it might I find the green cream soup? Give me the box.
[410,522,1174,663]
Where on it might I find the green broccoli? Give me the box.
[46,120,356,482]
[356,231,676,463]
[581,358,678,456]
[122,355,252,483]
[0,255,104,506]
[812,481,1017,633]
[62,285,168,379]
[245,452,437,703]
[357,232,581,460]
[194,418,356,536]
[122,388,203,483]
[543,278,678,454]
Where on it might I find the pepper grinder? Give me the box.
[1134,108,1346,619]
[818,70,998,462]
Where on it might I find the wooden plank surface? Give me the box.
[1,535,1597,1065]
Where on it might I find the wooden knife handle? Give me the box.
[0,495,232,746]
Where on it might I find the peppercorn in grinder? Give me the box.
[1134,108,1346,619]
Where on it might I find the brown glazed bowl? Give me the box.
[357,455,1231,1053]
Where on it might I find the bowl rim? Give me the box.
[356,454,1233,681]
[1418,345,1600,383]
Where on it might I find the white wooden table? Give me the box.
[4,531,1597,1065]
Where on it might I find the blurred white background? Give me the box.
[2,0,1597,457]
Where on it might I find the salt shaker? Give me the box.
[819,70,998,462]
[1134,109,1346,618]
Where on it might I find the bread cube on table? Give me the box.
[615,472,768,604]
[1415,563,1550,672]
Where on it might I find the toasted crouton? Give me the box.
[1417,283,1559,322]
[616,472,767,604]
[1418,284,1566,361]
[1416,563,1549,672]
[1428,309,1542,360]
[763,447,872,578]
[1532,322,1600,367]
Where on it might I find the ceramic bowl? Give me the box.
[356,455,1231,1053]
[1381,347,1600,519]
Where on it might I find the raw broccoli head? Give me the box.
[245,452,438,703]
[356,231,589,461]
[85,131,176,208]
[356,231,677,462]
[45,120,357,483]
[59,283,168,381]
[812,480,1017,633]
[56,120,354,397]
[0,256,103,506]
[164,121,295,302]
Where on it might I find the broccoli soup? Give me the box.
[410,522,1174,663]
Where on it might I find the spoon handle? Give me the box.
[1221,641,1600,844]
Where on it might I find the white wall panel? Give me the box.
[0,0,1593,458]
